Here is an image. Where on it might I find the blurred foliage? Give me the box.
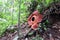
[20,0,31,23]
[0,0,18,36]
[0,0,31,36]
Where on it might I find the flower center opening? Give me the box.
[32,17,35,21]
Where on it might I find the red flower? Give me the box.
[28,10,43,30]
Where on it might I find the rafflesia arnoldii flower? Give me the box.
[28,10,43,30]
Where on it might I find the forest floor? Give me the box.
[0,21,60,40]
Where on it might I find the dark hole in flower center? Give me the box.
[32,17,35,21]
